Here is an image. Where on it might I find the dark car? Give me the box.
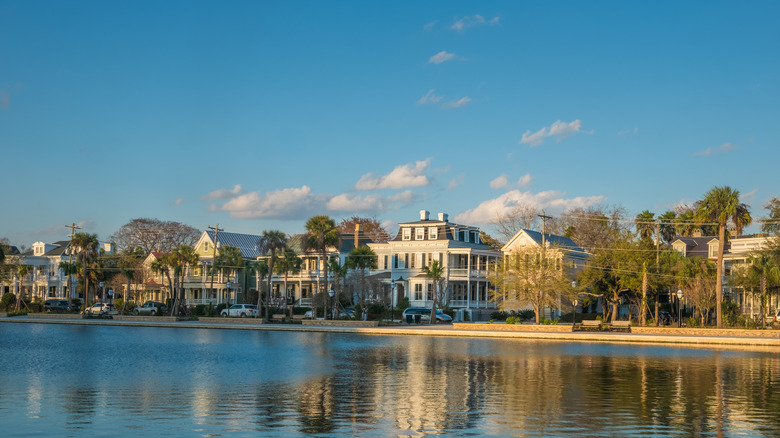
[44,299,71,313]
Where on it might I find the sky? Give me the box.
[2,1,779,247]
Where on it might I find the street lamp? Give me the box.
[676,289,683,327]
[391,279,395,322]
[328,286,335,320]
[226,281,232,309]
[572,281,578,327]
[99,281,104,303]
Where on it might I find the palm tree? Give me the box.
[635,210,656,242]
[658,211,678,244]
[275,248,303,317]
[58,261,79,303]
[695,186,752,328]
[248,260,269,316]
[733,253,780,329]
[305,215,339,319]
[168,244,200,315]
[345,246,377,316]
[256,230,288,321]
[422,260,445,325]
[16,264,30,311]
[71,232,99,310]
[150,254,174,307]
[214,245,244,308]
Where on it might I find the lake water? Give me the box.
[1,322,779,437]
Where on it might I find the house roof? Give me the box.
[205,230,264,259]
[671,236,720,258]
[503,229,585,256]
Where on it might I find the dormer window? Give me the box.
[428,227,438,240]
[415,228,425,240]
[402,228,411,241]
[204,242,210,252]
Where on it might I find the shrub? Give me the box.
[1,293,16,311]
[736,314,757,329]
[686,316,699,328]
[193,304,208,316]
[506,316,516,324]
[517,309,535,321]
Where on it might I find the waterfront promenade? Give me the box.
[3,313,780,349]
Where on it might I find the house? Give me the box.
[670,232,775,315]
[368,210,502,321]
[501,229,589,319]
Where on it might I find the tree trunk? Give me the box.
[716,224,726,328]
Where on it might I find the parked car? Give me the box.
[402,307,452,323]
[43,299,71,313]
[86,303,117,315]
[220,304,259,318]
[772,308,780,322]
[134,301,167,316]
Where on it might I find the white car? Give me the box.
[402,307,452,323]
[220,304,259,318]
[86,303,117,315]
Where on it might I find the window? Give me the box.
[404,253,409,268]
[402,228,411,241]
[422,253,427,267]
[410,253,416,268]
[414,284,423,301]
[204,242,210,252]
[383,255,388,269]
[393,255,398,269]
[427,283,434,300]
[429,227,438,240]
[416,228,425,240]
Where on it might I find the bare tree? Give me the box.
[337,216,391,243]
[110,218,200,254]
[491,203,541,242]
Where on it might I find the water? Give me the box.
[1,323,779,437]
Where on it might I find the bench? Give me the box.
[579,320,602,331]
[610,320,631,332]
[271,313,287,323]
[292,314,306,320]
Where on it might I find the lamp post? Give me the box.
[99,281,104,303]
[676,289,683,327]
[226,281,231,310]
[391,279,395,323]
[572,281,578,328]
[328,286,335,320]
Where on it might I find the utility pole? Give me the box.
[655,220,660,326]
[538,211,552,321]
[208,224,223,308]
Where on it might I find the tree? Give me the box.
[635,210,656,242]
[58,261,79,303]
[256,230,288,321]
[658,211,678,244]
[695,186,752,328]
[213,245,244,307]
[674,256,717,326]
[168,244,200,315]
[479,231,503,251]
[276,249,303,317]
[305,215,339,319]
[72,232,99,309]
[247,260,269,314]
[150,255,174,307]
[491,203,541,242]
[730,253,780,329]
[110,218,199,254]
[422,260,446,325]
[549,204,630,253]
[15,263,30,311]
[762,197,780,236]
[579,231,645,323]
[337,217,391,243]
[489,244,575,324]
[345,245,378,314]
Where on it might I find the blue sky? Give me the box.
[1,1,778,246]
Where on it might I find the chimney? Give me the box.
[420,210,430,221]
[355,224,360,248]
[438,212,448,222]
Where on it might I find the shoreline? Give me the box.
[3,314,780,350]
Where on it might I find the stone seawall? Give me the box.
[453,322,573,332]
[303,320,380,327]
[632,326,780,338]
[113,315,179,322]
[198,316,265,324]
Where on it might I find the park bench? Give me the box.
[579,320,603,331]
[610,320,631,332]
[271,313,287,323]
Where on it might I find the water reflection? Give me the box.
[0,323,779,436]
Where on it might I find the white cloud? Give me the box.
[424,20,437,31]
[387,190,418,204]
[447,176,463,191]
[173,198,185,207]
[490,174,508,189]
[489,16,501,26]
[442,96,471,109]
[491,173,533,189]
[454,190,606,224]
[695,142,734,157]
[201,184,244,201]
[327,193,385,211]
[520,120,583,146]
[451,15,485,31]
[417,89,443,105]
[618,127,638,135]
[215,185,326,219]
[355,159,432,190]
[429,51,456,64]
